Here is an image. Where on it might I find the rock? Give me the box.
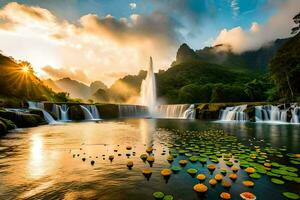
[69,105,85,120]
[0,117,16,130]
[96,104,119,119]
[0,120,7,135]
[0,110,46,128]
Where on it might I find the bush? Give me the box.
[178,84,212,103]
[210,84,249,102]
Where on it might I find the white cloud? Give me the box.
[0,2,179,85]
[230,0,240,18]
[129,2,137,10]
[213,0,300,53]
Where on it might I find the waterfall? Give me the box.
[59,104,69,121]
[28,101,57,124]
[255,104,299,123]
[291,106,299,123]
[140,57,157,115]
[118,105,148,118]
[255,105,285,123]
[156,104,195,119]
[80,105,100,120]
[52,104,60,119]
[219,105,248,121]
[183,104,196,119]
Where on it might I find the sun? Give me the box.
[21,65,30,73]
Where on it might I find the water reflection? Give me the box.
[28,134,45,179]
[139,119,156,147]
[0,119,299,200]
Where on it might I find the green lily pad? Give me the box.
[189,156,198,163]
[282,176,295,181]
[187,168,198,175]
[170,166,182,173]
[250,173,261,179]
[153,192,165,199]
[271,178,285,185]
[267,172,281,178]
[163,195,174,200]
[282,192,300,199]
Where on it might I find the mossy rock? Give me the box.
[0,117,15,130]
[0,111,45,127]
[0,120,7,135]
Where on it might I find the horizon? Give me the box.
[0,0,299,86]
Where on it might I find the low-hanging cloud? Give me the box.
[0,2,181,85]
[42,66,89,83]
[212,0,300,53]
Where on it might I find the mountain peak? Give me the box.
[175,43,198,65]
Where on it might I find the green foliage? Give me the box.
[269,33,300,100]
[52,92,70,102]
[210,84,249,103]
[178,84,212,103]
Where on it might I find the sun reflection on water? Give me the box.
[28,134,45,179]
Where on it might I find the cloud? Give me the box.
[212,0,300,53]
[0,2,181,85]
[230,0,240,18]
[42,66,89,83]
[129,2,137,10]
[105,72,128,79]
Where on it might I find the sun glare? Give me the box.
[22,65,30,73]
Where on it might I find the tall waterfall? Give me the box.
[28,101,57,124]
[156,104,195,119]
[80,105,100,120]
[59,104,69,121]
[140,57,157,115]
[118,105,148,118]
[219,105,248,121]
[255,104,299,123]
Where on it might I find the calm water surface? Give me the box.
[0,119,299,200]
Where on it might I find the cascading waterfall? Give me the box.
[219,105,248,121]
[291,106,299,123]
[28,101,57,124]
[118,105,148,118]
[59,104,69,121]
[156,104,195,119]
[255,104,299,123]
[80,105,100,120]
[140,57,157,115]
[52,104,60,119]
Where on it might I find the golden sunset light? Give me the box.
[0,1,300,200]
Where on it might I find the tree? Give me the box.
[291,12,300,34]
[269,33,300,100]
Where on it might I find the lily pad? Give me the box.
[271,178,285,185]
[163,195,174,200]
[282,192,300,200]
[250,173,261,179]
[153,192,164,199]
[187,168,198,175]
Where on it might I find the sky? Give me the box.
[0,0,299,86]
